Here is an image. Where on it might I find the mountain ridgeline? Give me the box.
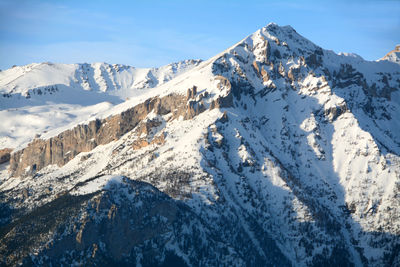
[0,23,399,266]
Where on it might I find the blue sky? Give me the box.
[0,0,399,70]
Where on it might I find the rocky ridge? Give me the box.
[380,45,400,64]
[0,23,400,266]
[0,59,202,101]
[0,59,202,151]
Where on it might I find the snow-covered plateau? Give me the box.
[0,23,399,266]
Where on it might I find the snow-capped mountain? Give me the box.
[380,45,400,64]
[0,59,202,100]
[0,60,201,149]
[0,23,399,266]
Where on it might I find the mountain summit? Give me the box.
[1,23,399,266]
[380,44,400,64]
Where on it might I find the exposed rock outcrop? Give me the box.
[186,85,197,100]
[218,111,229,123]
[324,102,348,122]
[209,93,233,110]
[332,64,396,100]
[134,119,162,136]
[0,148,12,164]
[253,61,270,83]
[132,132,166,150]
[215,75,232,91]
[261,67,270,82]
[2,23,400,267]
[252,61,261,76]
[9,92,209,177]
[287,66,301,82]
[381,44,400,63]
[305,48,324,68]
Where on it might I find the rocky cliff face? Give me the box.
[0,59,203,152]
[1,23,400,266]
[9,83,235,177]
[0,148,12,164]
[380,45,400,64]
[9,87,218,177]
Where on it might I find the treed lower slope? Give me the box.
[0,23,400,266]
[2,177,286,266]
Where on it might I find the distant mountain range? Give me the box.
[0,59,201,149]
[0,23,399,266]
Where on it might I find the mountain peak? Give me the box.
[222,23,319,60]
[264,22,295,32]
[1,22,400,266]
[380,44,400,63]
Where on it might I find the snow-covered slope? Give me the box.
[0,59,202,101]
[0,60,201,149]
[380,45,400,64]
[1,23,399,266]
